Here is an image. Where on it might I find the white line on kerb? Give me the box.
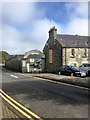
[10,75,18,78]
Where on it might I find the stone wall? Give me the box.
[62,48,90,67]
[5,56,22,72]
[43,26,63,73]
[24,50,45,59]
[43,38,62,73]
[49,26,57,39]
[5,51,45,73]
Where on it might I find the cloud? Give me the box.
[2,24,22,53]
[63,18,88,35]
[0,27,2,50]
[2,2,47,54]
[2,2,45,26]
[2,17,63,54]
[1,2,88,54]
[75,2,88,18]
[2,3,31,25]
[62,2,88,35]
[65,2,88,19]
[30,18,62,49]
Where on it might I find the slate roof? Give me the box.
[5,55,15,61]
[17,55,24,60]
[57,34,90,48]
[5,55,24,61]
[6,54,42,62]
[27,54,42,59]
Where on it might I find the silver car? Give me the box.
[79,63,90,76]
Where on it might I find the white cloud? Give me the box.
[2,2,45,26]
[2,3,31,25]
[63,18,88,35]
[30,18,62,50]
[65,2,88,19]
[2,18,62,54]
[1,0,89,2]
[0,28,2,50]
[75,2,88,18]
[1,2,88,54]
[61,2,88,35]
[0,3,2,50]
[2,24,21,53]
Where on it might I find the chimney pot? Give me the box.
[49,26,57,39]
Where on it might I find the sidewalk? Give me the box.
[2,102,20,119]
[23,73,89,88]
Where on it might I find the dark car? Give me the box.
[57,65,86,77]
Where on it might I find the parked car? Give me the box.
[79,63,90,76]
[57,65,86,77]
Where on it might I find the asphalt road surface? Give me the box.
[0,66,89,119]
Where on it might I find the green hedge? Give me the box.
[0,51,9,64]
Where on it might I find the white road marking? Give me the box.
[10,75,18,78]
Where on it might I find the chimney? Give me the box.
[49,26,57,39]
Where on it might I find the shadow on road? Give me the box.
[2,78,89,106]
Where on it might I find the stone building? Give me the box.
[43,26,90,73]
[5,50,45,73]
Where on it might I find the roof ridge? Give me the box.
[57,34,89,37]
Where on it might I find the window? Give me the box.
[30,59,35,63]
[83,48,87,57]
[71,48,75,57]
[22,60,26,67]
[49,50,53,63]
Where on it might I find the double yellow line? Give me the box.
[0,89,43,120]
[17,73,89,90]
[34,77,89,90]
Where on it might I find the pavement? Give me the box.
[21,73,89,88]
[1,97,29,119]
[2,101,20,119]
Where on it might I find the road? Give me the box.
[0,66,89,119]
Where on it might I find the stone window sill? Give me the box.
[70,56,75,58]
[82,56,87,58]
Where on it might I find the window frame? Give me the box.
[49,49,53,64]
[83,48,87,58]
[71,48,75,57]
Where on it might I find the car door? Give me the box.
[67,67,73,75]
[63,66,68,75]
[80,64,88,74]
[60,66,65,74]
[65,66,70,75]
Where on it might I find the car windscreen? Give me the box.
[69,66,79,70]
[80,64,90,67]
[84,64,90,67]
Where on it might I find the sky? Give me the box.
[0,1,88,54]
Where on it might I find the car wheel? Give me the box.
[58,71,61,75]
[71,73,74,76]
[88,71,90,76]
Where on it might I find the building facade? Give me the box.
[5,50,45,73]
[43,26,90,73]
